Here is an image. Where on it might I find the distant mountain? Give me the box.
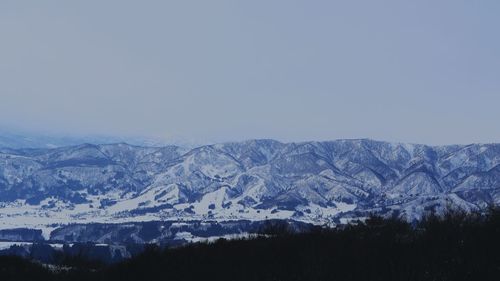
[0,130,173,149]
[0,130,85,149]
[0,138,499,242]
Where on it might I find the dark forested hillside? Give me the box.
[1,209,500,281]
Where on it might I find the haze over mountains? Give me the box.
[0,129,204,150]
[0,136,499,244]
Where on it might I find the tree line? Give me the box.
[1,208,500,281]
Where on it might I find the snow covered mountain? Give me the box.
[0,129,173,149]
[0,139,499,239]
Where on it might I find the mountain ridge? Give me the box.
[0,138,499,240]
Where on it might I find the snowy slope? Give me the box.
[0,139,499,236]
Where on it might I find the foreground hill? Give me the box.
[0,139,499,240]
[1,210,500,281]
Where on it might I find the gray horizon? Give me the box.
[1,1,499,146]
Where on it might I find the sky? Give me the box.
[0,1,499,145]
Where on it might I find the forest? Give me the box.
[1,209,500,281]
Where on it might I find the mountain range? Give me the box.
[0,138,499,242]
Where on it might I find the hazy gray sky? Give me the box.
[1,1,499,145]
